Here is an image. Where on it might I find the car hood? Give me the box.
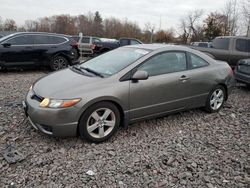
[33,68,107,99]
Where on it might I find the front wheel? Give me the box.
[50,56,69,71]
[79,102,120,143]
[204,85,226,113]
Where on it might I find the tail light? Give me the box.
[91,44,96,50]
[70,39,78,48]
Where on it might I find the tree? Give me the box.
[223,0,239,35]
[179,9,204,43]
[203,12,228,41]
[24,20,39,31]
[242,0,250,36]
[144,22,155,43]
[155,29,175,43]
[3,19,17,31]
[0,16,3,31]
[92,11,104,37]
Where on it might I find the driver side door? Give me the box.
[129,51,191,120]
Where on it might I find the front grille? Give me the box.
[238,65,250,74]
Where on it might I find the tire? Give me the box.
[79,102,120,143]
[204,85,226,113]
[50,56,69,71]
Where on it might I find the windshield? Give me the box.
[80,47,150,76]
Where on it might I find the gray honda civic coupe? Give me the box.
[23,44,235,143]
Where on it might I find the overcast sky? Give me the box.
[0,0,227,30]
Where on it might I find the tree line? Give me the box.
[0,0,249,44]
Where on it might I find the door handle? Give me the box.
[179,75,190,81]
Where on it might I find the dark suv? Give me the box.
[0,32,79,71]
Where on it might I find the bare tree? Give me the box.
[144,22,155,43]
[0,16,3,31]
[4,19,17,31]
[224,0,239,35]
[242,0,250,36]
[179,9,203,43]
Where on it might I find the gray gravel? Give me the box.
[0,70,250,187]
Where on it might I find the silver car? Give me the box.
[23,44,235,143]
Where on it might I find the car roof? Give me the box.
[125,44,191,51]
[8,32,70,38]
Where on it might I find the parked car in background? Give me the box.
[191,42,212,48]
[235,58,250,88]
[0,32,79,71]
[76,35,142,56]
[23,44,234,143]
[191,36,250,68]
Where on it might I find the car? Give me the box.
[76,36,142,56]
[0,32,80,71]
[0,34,3,39]
[23,44,235,143]
[234,58,250,88]
[191,36,250,68]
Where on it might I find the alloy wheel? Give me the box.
[210,89,224,110]
[86,108,116,139]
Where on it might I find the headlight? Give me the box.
[39,98,81,108]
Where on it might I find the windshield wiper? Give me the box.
[81,67,104,78]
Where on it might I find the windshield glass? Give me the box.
[80,47,150,76]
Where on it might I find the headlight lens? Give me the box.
[39,98,81,108]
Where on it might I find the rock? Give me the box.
[107,151,116,157]
[206,183,214,188]
[86,170,95,176]
[167,156,175,166]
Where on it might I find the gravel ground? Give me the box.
[0,70,249,188]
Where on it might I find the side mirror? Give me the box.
[2,43,11,48]
[132,70,149,81]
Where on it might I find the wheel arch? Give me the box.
[76,98,127,135]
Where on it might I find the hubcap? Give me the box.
[210,89,224,110]
[87,108,116,138]
[53,57,67,70]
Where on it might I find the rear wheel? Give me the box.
[204,85,226,113]
[50,56,69,71]
[79,102,120,143]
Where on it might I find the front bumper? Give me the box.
[23,92,79,137]
[235,69,250,85]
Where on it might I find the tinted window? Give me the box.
[131,40,140,45]
[93,38,101,43]
[198,43,208,48]
[33,35,66,44]
[81,37,90,43]
[236,39,250,52]
[120,39,130,46]
[6,35,33,45]
[138,52,187,76]
[190,53,209,68]
[212,38,229,50]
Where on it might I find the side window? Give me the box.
[33,35,67,45]
[120,39,130,46]
[189,53,209,69]
[6,35,33,45]
[130,40,140,45]
[212,38,229,50]
[236,39,250,52]
[138,52,187,77]
[93,38,101,43]
[81,37,90,43]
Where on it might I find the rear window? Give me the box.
[236,39,250,52]
[81,37,90,43]
[198,43,208,48]
[212,38,230,50]
[33,35,67,44]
